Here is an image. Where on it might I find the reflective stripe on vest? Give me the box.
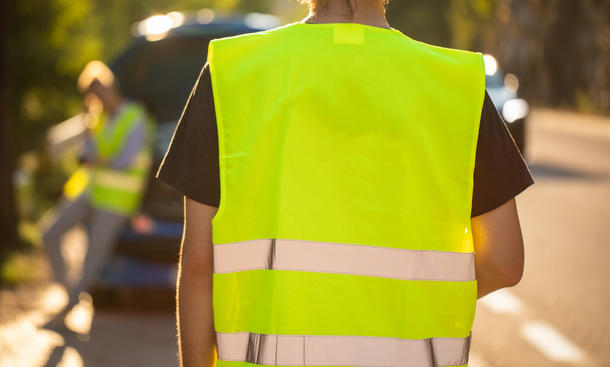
[216,332,471,367]
[214,239,475,281]
[208,21,485,366]
[93,168,146,192]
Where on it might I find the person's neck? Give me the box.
[302,1,390,29]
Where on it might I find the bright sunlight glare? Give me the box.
[483,54,498,75]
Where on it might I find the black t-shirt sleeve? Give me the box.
[471,92,534,217]
[155,62,221,207]
[157,64,534,216]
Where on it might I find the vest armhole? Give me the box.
[208,40,228,230]
[465,52,486,221]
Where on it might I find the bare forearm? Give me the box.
[177,265,216,367]
[177,197,219,366]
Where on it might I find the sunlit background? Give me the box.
[0,0,608,366]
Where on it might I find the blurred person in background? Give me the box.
[157,0,533,365]
[40,60,154,329]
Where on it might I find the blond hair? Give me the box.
[77,60,115,93]
[298,0,327,9]
[298,0,390,12]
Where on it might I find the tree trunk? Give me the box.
[0,0,18,256]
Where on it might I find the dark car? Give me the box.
[483,54,529,155]
[90,10,281,293]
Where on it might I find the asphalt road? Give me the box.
[0,108,608,367]
[471,108,610,367]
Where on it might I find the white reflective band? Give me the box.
[94,170,144,192]
[214,239,475,281]
[216,332,471,367]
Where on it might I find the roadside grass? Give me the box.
[0,250,44,287]
[0,221,45,287]
[1,149,69,287]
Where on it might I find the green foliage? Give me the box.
[386,0,450,47]
[10,0,99,153]
[447,0,495,50]
[444,0,609,113]
[0,251,43,286]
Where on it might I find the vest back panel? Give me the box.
[208,21,485,365]
[209,22,484,250]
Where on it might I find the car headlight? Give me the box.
[502,98,529,123]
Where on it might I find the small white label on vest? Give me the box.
[333,26,365,45]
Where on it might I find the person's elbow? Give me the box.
[495,251,524,287]
[472,198,526,292]
[480,233,525,289]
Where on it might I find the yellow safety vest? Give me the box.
[209,21,485,367]
[63,102,154,216]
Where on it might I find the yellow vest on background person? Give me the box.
[63,102,155,216]
[209,22,485,367]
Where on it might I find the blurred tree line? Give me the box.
[447,0,609,113]
[1,0,608,258]
[387,0,609,113]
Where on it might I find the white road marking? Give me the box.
[480,289,590,364]
[521,321,585,363]
[480,289,524,315]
